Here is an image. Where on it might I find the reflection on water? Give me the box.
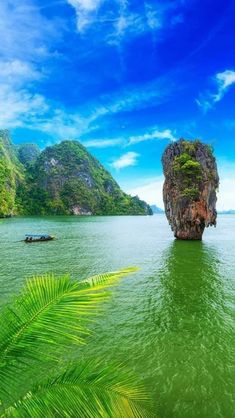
[0,216,234,417]
[150,241,234,418]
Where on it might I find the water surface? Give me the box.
[0,215,234,417]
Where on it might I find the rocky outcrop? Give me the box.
[162,139,219,240]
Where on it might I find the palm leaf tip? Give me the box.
[80,266,140,289]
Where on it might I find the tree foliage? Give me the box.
[0,131,25,217]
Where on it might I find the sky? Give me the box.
[0,0,235,210]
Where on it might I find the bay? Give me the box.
[0,214,234,418]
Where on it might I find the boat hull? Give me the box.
[24,237,54,243]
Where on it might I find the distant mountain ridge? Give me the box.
[218,210,235,214]
[0,130,152,217]
[150,205,164,214]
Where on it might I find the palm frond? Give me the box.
[0,268,137,404]
[78,267,139,291]
[3,360,151,418]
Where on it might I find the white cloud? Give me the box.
[213,70,235,102]
[82,138,123,148]
[100,73,172,115]
[196,69,235,113]
[128,176,164,206]
[195,97,212,113]
[145,3,162,30]
[80,126,175,150]
[0,68,171,140]
[0,1,175,142]
[129,128,176,145]
[67,0,183,40]
[0,85,48,128]
[0,1,59,62]
[112,13,145,39]
[0,1,67,136]
[67,0,102,31]
[0,60,41,83]
[111,152,139,169]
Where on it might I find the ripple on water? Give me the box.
[0,215,234,417]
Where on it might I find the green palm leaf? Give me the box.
[3,360,150,418]
[0,268,138,365]
[0,267,147,415]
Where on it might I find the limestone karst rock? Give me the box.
[162,139,219,240]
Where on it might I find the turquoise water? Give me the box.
[0,215,234,417]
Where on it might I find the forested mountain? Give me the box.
[0,131,152,217]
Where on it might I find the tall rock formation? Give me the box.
[162,139,219,240]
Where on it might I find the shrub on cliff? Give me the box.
[173,143,203,200]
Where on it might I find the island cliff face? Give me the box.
[0,131,24,217]
[162,139,219,240]
[21,140,152,216]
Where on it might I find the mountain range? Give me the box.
[150,205,164,214]
[0,130,152,217]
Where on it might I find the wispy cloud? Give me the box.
[81,126,176,149]
[145,3,162,30]
[0,59,41,83]
[111,151,139,169]
[67,0,102,32]
[0,86,48,128]
[196,69,235,113]
[96,71,173,116]
[0,68,172,140]
[0,1,60,62]
[82,138,123,148]
[0,1,65,134]
[213,70,235,101]
[128,128,176,145]
[0,1,180,143]
[67,0,184,42]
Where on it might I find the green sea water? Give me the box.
[0,215,234,418]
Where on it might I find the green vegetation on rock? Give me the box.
[17,143,40,167]
[173,140,205,200]
[0,133,152,216]
[0,131,24,217]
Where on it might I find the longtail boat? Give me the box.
[24,234,55,243]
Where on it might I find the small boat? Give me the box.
[24,234,55,243]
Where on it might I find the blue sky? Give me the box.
[0,0,235,209]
